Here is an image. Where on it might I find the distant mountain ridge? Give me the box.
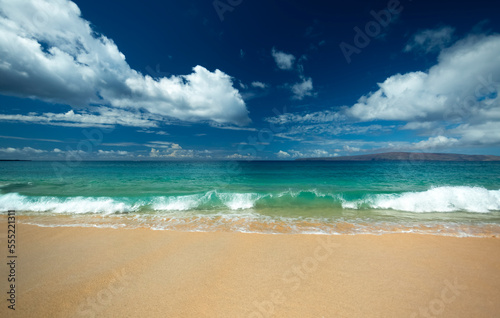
[295,152,500,161]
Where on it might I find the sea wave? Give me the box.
[342,186,500,213]
[0,186,499,214]
[0,192,136,214]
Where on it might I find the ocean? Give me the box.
[1,160,500,236]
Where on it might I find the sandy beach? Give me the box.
[1,219,499,318]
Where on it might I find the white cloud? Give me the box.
[271,47,296,70]
[148,142,212,159]
[343,145,361,152]
[0,147,47,154]
[0,0,250,126]
[266,110,344,125]
[97,150,129,156]
[137,129,169,135]
[101,142,142,147]
[400,121,439,130]
[263,33,500,152]
[150,147,194,159]
[0,107,159,128]
[409,136,459,150]
[284,149,336,159]
[145,141,181,149]
[309,149,331,157]
[0,135,64,143]
[226,153,253,159]
[452,122,500,146]
[291,77,314,100]
[405,26,455,53]
[251,81,268,89]
[276,150,291,158]
[348,34,500,123]
[266,109,392,142]
[0,146,136,159]
[343,34,500,147]
[209,123,257,131]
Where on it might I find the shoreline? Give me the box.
[1,219,500,317]
[12,213,500,238]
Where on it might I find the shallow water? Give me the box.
[1,160,500,236]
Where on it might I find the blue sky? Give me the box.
[0,0,499,160]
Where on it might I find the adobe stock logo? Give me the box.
[213,0,243,21]
[339,0,404,64]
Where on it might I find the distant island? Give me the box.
[296,152,500,161]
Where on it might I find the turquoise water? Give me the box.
[1,161,500,235]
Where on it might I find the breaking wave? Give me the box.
[1,186,499,214]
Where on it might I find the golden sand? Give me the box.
[0,219,499,317]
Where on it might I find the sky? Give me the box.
[0,0,499,160]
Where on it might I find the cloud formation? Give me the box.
[266,33,500,153]
[347,33,500,147]
[251,81,268,89]
[0,0,250,126]
[276,149,337,159]
[404,26,455,53]
[0,107,159,128]
[290,77,315,100]
[271,47,296,70]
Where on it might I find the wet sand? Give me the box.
[0,219,499,317]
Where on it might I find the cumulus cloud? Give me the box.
[271,47,296,70]
[452,122,500,146]
[264,33,500,151]
[291,77,314,100]
[271,47,316,99]
[0,0,250,126]
[349,35,500,123]
[345,34,500,147]
[148,142,213,159]
[409,136,459,150]
[276,150,291,159]
[404,26,455,53]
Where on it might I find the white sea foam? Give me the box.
[151,193,208,211]
[2,186,500,215]
[0,193,134,214]
[342,186,500,213]
[217,192,261,210]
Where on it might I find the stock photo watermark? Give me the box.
[6,210,17,311]
[237,107,288,158]
[339,0,404,64]
[410,278,467,318]
[213,0,244,22]
[247,235,340,317]
[395,73,499,179]
[443,74,500,123]
[52,126,114,180]
[76,268,132,318]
